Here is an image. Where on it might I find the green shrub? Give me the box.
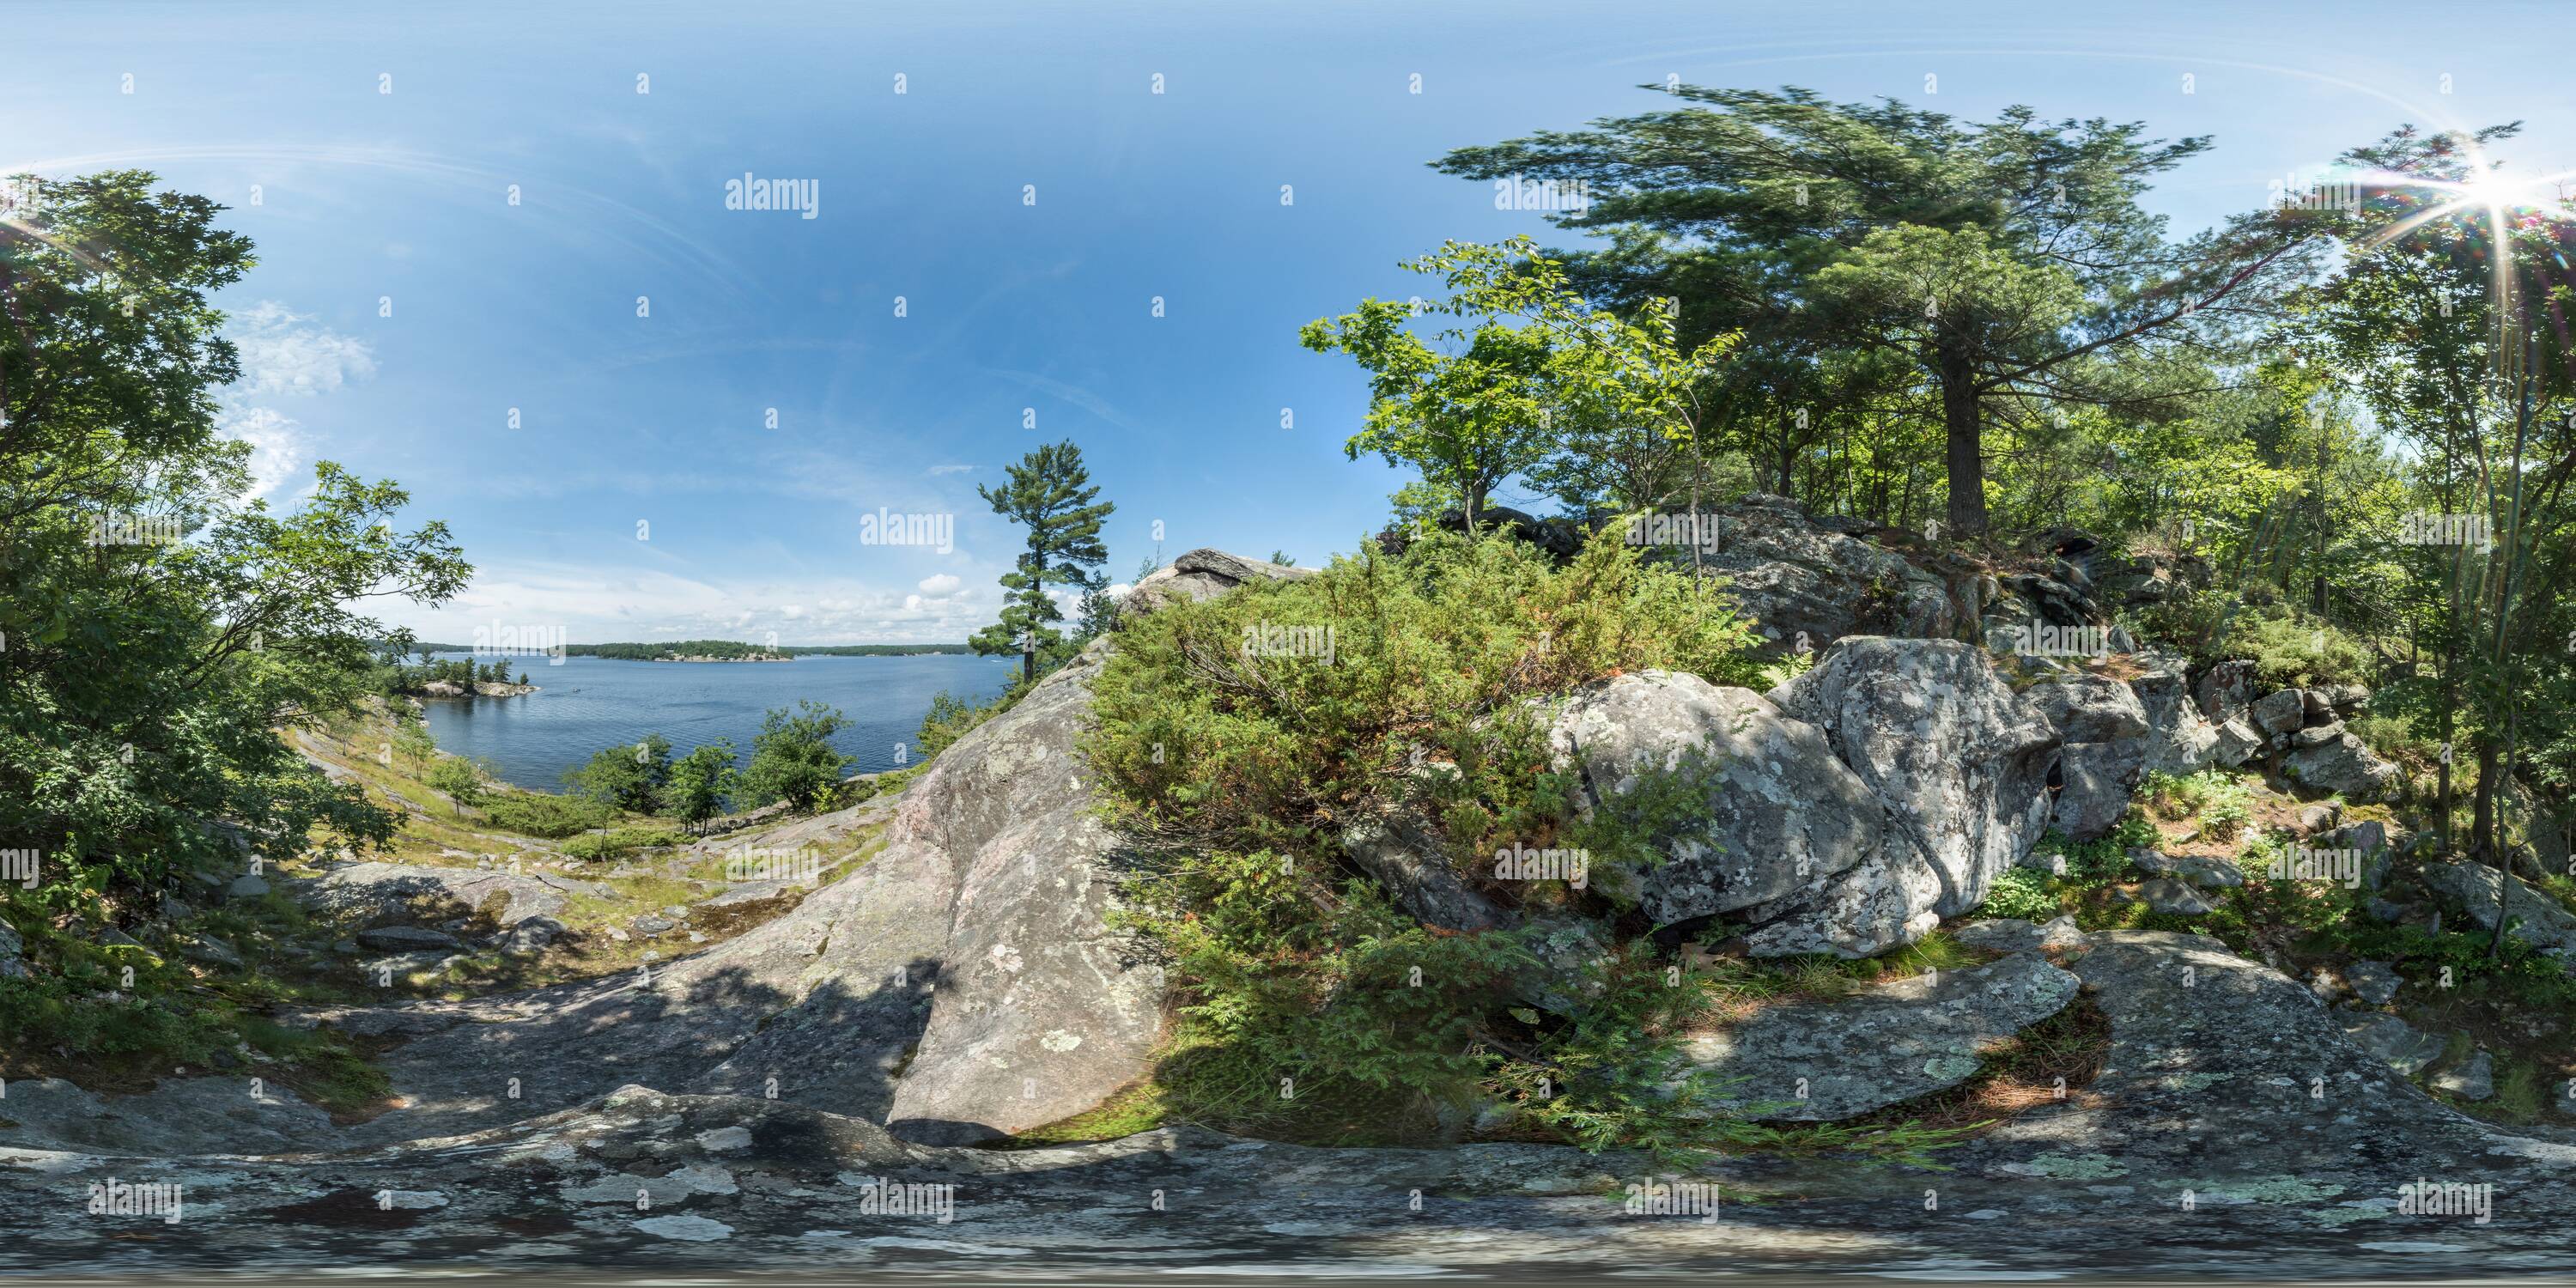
[478,790,617,839]
[1979,866,2061,920]
[918,688,1016,762]
[1087,526,1760,865]
[1086,527,1764,1150]
[561,825,690,860]
[562,733,672,811]
[2129,592,2370,689]
[738,701,854,813]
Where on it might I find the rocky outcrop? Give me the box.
[2281,729,2403,801]
[1670,951,2079,1121]
[2020,673,2152,841]
[298,862,610,929]
[282,550,1309,1152]
[1770,638,2057,922]
[2125,650,2221,775]
[1545,671,1886,926]
[1123,548,1310,615]
[28,931,2576,1279]
[1682,494,1956,653]
[2420,860,2576,971]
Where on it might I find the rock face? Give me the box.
[1545,671,1886,925]
[1672,952,2079,1121]
[2124,651,2219,775]
[2420,860,2576,970]
[2020,672,2154,841]
[2281,730,2403,802]
[300,863,609,929]
[1770,638,2057,923]
[1123,548,1309,615]
[1685,493,1956,653]
[19,931,2576,1279]
[307,550,1307,1151]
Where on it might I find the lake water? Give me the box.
[416,653,1022,792]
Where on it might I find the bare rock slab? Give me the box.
[1672,952,2078,1121]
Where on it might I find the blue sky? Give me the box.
[9,0,2572,643]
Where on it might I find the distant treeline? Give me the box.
[394,640,973,659]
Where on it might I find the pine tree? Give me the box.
[970,440,1115,681]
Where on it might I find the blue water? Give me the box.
[416,653,1021,792]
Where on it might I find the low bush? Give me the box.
[478,790,617,839]
[561,825,691,861]
[1087,527,1767,1151]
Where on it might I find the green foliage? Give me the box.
[738,701,854,813]
[917,689,1014,762]
[422,757,488,814]
[1086,525,1759,865]
[477,790,616,839]
[1302,236,1736,527]
[1086,527,1765,1151]
[1979,867,2062,921]
[562,733,672,812]
[0,171,471,908]
[660,741,738,829]
[561,825,690,861]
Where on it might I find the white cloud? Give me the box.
[222,406,306,500]
[927,464,975,476]
[214,301,377,502]
[916,573,963,598]
[228,301,377,397]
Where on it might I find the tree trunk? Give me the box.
[2471,738,2500,858]
[1777,426,1795,501]
[1939,343,1985,536]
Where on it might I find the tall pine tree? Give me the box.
[971,440,1115,681]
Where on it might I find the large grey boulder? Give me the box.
[2281,732,2403,802]
[1546,671,1886,926]
[1670,952,2079,1121]
[2341,1012,2445,1076]
[2420,860,2576,970]
[2050,741,2144,841]
[2248,689,2307,738]
[1123,548,1310,615]
[2018,672,2149,744]
[300,863,609,930]
[1686,493,1955,653]
[2126,650,2220,775]
[1770,637,2057,920]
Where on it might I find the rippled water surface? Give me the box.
[417,653,1022,790]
